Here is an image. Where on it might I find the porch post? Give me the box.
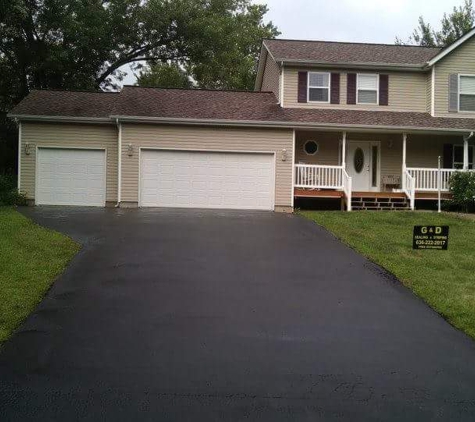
[463,135,469,170]
[341,131,347,169]
[402,133,407,189]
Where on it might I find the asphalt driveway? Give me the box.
[1,207,475,421]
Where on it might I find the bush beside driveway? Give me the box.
[0,207,79,344]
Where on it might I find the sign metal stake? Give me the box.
[437,155,442,213]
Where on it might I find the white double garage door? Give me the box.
[140,150,275,210]
[36,148,275,210]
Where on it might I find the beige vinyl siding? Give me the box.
[283,68,428,112]
[120,124,294,208]
[20,122,118,203]
[434,37,475,117]
[261,54,280,100]
[295,131,340,165]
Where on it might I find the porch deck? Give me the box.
[294,188,452,201]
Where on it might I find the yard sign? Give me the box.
[413,226,449,250]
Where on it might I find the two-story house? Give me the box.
[9,29,475,211]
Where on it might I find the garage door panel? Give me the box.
[140,150,274,210]
[37,148,106,206]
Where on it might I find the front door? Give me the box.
[346,142,375,191]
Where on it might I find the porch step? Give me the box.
[351,195,410,211]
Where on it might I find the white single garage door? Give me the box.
[37,148,106,206]
[140,150,275,210]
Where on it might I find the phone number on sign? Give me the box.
[415,240,447,246]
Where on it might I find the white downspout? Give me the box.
[116,118,122,207]
[402,133,407,189]
[280,62,285,107]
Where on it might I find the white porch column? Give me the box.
[402,133,407,189]
[463,135,469,170]
[341,131,347,169]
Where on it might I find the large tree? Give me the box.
[0,0,278,172]
[138,1,278,90]
[396,0,474,47]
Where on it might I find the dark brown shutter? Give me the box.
[443,144,453,168]
[347,73,356,104]
[298,72,307,103]
[330,73,340,104]
[379,74,389,106]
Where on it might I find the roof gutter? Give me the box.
[278,59,426,72]
[7,114,113,124]
[112,115,474,135]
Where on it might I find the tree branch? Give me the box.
[95,52,183,85]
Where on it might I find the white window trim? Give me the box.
[453,144,474,168]
[458,73,475,113]
[356,73,379,105]
[303,140,319,156]
[307,72,331,104]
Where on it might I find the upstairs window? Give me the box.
[357,74,379,104]
[459,75,475,112]
[308,72,330,103]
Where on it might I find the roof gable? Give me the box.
[427,27,475,66]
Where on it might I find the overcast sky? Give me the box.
[122,0,465,85]
[255,0,464,43]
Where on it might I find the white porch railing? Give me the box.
[294,164,343,189]
[403,170,415,210]
[406,168,458,192]
[294,164,352,211]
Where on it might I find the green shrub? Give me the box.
[0,174,27,206]
[448,171,475,213]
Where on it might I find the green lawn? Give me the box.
[300,211,475,338]
[0,208,80,344]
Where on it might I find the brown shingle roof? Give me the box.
[283,108,475,131]
[115,86,284,121]
[9,87,475,132]
[9,89,119,118]
[264,39,442,66]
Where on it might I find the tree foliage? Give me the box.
[396,0,475,47]
[0,0,278,172]
[137,1,278,89]
[137,63,192,88]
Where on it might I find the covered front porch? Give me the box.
[293,130,475,211]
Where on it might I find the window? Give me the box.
[453,145,474,169]
[353,147,365,173]
[304,140,319,155]
[357,74,379,104]
[371,145,378,187]
[459,75,475,112]
[308,72,330,103]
